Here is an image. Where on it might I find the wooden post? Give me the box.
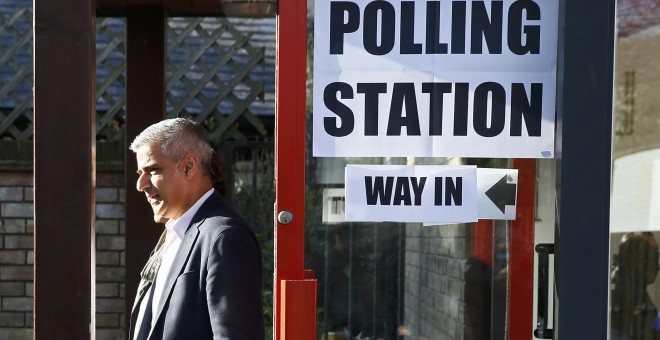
[33,0,96,338]
[124,5,167,335]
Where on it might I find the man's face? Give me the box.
[135,143,188,220]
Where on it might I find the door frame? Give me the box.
[272,0,617,337]
[274,0,315,339]
[555,0,615,338]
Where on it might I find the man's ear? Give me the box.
[182,154,199,179]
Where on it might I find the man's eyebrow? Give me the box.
[136,161,157,174]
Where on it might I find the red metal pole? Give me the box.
[508,159,536,340]
[471,219,494,266]
[274,0,310,338]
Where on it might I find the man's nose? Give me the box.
[136,173,149,192]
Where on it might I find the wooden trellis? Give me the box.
[166,17,271,142]
[96,17,127,142]
[0,8,32,141]
[0,9,275,144]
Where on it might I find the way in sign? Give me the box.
[365,176,463,206]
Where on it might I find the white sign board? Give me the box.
[345,165,518,223]
[313,0,558,158]
[345,165,478,223]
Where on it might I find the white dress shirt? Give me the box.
[134,188,215,339]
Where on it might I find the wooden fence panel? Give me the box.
[0,10,275,146]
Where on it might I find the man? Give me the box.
[128,118,264,339]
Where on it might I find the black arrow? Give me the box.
[485,175,517,214]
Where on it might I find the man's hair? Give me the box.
[129,118,214,177]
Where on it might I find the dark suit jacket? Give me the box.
[129,190,265,339]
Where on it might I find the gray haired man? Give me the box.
[128,118,264,339]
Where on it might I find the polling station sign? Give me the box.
[313,0,558,158]
[345,165,479,223]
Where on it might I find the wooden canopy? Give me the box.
[96,0,276,17]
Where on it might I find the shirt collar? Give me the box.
[165,188,215,239]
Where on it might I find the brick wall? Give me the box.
[0,171,127,340]
[403,223,470,339]
[0,172,33,339]
[95,173,126,339]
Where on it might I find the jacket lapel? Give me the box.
[150,221,201,333]
[147,191,221,338]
